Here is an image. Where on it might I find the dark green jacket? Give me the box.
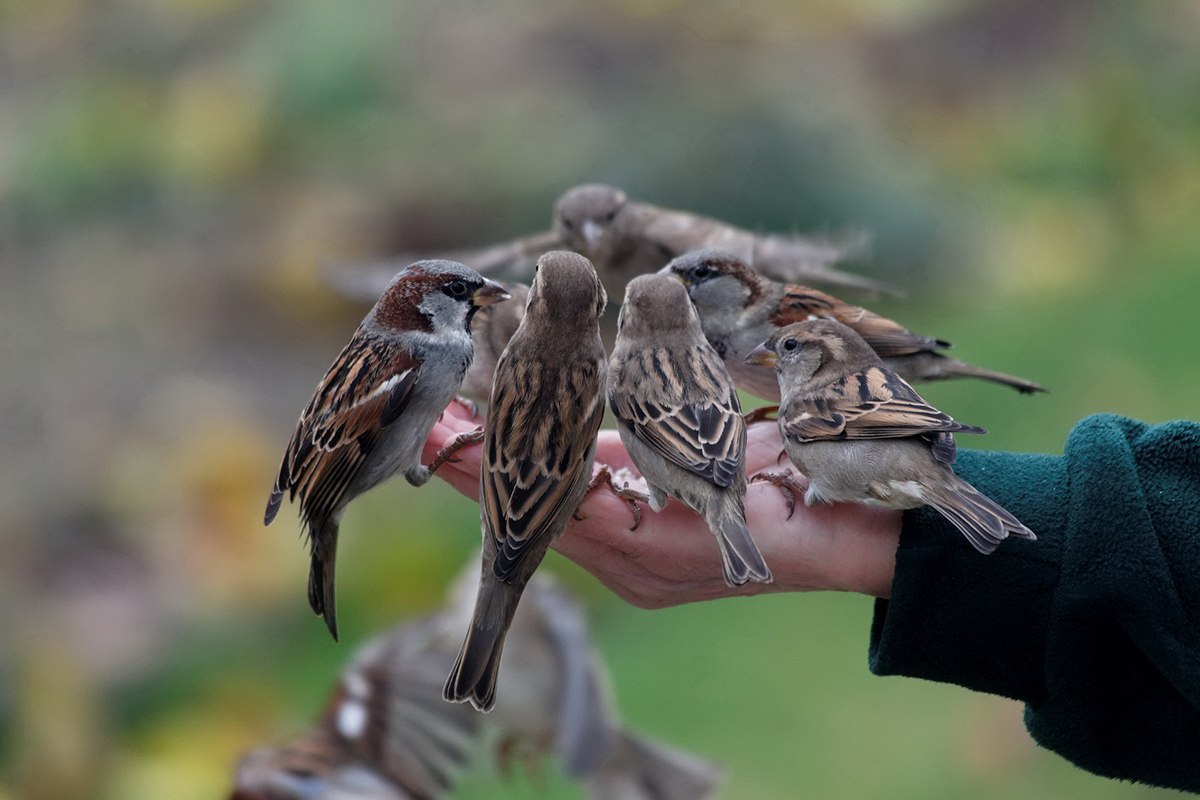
[870,414,1200,793]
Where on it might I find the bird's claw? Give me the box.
[750,470,804,520]
[579,465,648,530]
[427,427,484,474]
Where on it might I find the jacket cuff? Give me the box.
[868,448,1066,704]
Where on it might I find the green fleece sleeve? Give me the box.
[868,414,1200,792]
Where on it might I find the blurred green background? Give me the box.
[2,0,1198,798]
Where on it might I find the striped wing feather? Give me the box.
[609,345,744,488]
[269,336,421,529]
[482,356,605,582]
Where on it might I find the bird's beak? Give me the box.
[658,264,686,284]
[581,220,603,248]
[472,279,511,307]
[744,343,777,367]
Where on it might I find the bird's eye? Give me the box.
[562,219,575,230]
[783,338,799,352]
[446,280,469,298]
[693,265,713,280]
[603,210,617,222]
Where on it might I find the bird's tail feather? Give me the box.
[927,481,1036,555]
[443,574,522,712]
[931,357,1047,395]
[711,503,772,586]
[307,519,340,642]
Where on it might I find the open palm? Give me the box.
[423,402,898,607]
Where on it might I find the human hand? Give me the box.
[424,403,900,609]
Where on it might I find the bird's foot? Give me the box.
[426,427,484,474]
[750,470,804,520]
[576,465,649,531]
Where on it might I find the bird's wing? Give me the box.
[769,286,946,356]
[526,582,619,778]
[782,366,981,447]
[633,203,745,261]
[609,345,744,488]
[268,336,421,528]
[482,356,605,582]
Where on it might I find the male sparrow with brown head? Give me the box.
[265,260,510,640]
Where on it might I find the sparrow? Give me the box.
[443,251,609,712]
[554,183,890,300]
[458,281,529,409]
[320,183,890,309]
[230,612,484,800]
[664,249,1045,402]
[746,319,1036,554]
[264,261,510,641]
[608,273,772,586]
[230,565,723,800]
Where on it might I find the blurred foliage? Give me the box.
[2,0,1198,798]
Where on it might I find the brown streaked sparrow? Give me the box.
[443,251,609,712]
[320,183,887,308]
[746,319,1036,554]
[264,260,510,641]
[230,566,723,800]
[554,183,890,301]
[664,249,1046,402]
[608,274,772,586]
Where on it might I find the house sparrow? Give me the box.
[443,251,609,712]
[230,612,484,800]
[458,281,529,409]
[554,183,889,301]
[746,319,1036,554]
[230,566,723,800]
[664,250,1045,402]
[264,261,510,641]
[608,274,772,586]
[320,183,888,309]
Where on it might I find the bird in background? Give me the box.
[319,182,890,306]
[608,273,772,586]
[444,251,609,712]
[265,260,510,641]
[746,319,1036,554]
[458,280,529,411]
[229,565,724,800]
[664,249,1045,405]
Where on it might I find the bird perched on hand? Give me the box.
[229,566,722,800]
[264,261,510,641]
[444,251,609,712]
[458,281,529,409]
[320,183,887,307]
[664,249,1045,401]
[746,319,1035,554]
[608,274,772,586]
